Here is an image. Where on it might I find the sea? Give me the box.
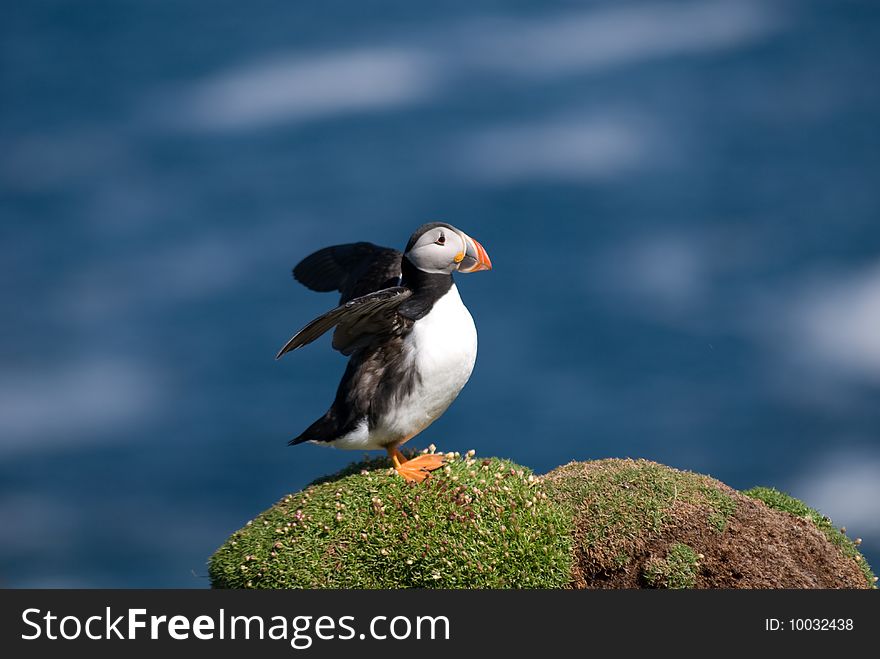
[2,0,879,586]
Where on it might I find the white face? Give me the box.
[405,226,469,275]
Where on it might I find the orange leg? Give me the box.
[387,447,445,483]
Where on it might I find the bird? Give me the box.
[276,222,492,483]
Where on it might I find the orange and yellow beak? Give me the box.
[455,232,492,273]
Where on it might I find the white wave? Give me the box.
[462,115,650,181]
[0,360,159,456]
[470,0,779,76]
[56,220,310,329]
[589,234,706,315]
[176,48,437,131]
[787,448,880,539]
[166,1,779,134]
[792,262,880,381]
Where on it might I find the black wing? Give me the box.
[293,242,403,304]
[275,286,412,359]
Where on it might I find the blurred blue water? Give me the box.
[2,0,879,587]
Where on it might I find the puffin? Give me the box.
[276,223,492,483]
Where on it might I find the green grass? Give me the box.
[542,459,737,572]
[744,486,876,588]
[210,453,573,589]
[643,543,701,589]
[209,457,874,589]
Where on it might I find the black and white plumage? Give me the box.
[277,223,492,482]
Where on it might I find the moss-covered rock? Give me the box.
[210,454,876,589]
[744,486,876,587]
[643,543,701,589]
[209,453,572,588]
[544,459,874,589]
[541,458,737,583]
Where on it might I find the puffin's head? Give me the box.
[403,222,492,275]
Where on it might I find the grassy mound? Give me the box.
[210,454,875,589]
[744,486,875,587]
[543,459,874,589]
[643,543,701,589]
[541,459,737,586]
[209,452,572,588]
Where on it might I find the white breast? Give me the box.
[329,284,478,451]
[380,284,478,446]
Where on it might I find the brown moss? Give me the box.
[211,456,873,589]
[541,459,871,589]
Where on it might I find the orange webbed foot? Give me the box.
[388,449,446,483]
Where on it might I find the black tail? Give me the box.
[288,412,340,446]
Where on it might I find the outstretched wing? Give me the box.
[292,242,403,303]
[275,286,412,359]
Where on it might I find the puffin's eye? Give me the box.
[436,234,446,245]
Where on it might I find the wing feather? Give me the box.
[292,242,402,303]
[275,287,412,359]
